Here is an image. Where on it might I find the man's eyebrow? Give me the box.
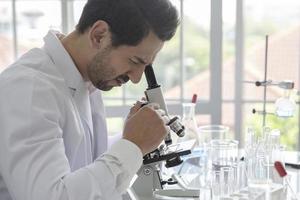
[133,56,148,65]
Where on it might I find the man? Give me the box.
[0,0,179,199]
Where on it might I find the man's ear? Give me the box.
[88,20,110,49]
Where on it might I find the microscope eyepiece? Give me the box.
[145,65,160,89]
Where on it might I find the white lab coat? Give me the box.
[0,30,142,200]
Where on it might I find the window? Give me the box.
[16,1,61,54]
[1,0,300,149]
[0,0,61,72]
[0,1,13,73]
[243,0,300,149]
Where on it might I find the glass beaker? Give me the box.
[198,125,229,146]
[210,139,239,171]
[209,139,239,198]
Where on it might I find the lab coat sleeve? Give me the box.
[0,70,142,200]
[64,139,142,200]
[108,133,122,148]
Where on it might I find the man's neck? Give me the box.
[61,31,90,80]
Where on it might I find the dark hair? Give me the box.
[76,0,179,47]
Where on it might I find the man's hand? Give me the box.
[123,102,169,155]
[125,100,145,121]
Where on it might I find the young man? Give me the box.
[0,0,179,199]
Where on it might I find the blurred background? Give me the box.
[0,0,299,150]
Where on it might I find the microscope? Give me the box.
[128,65,199,200]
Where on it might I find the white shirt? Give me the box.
[0,30,142,200]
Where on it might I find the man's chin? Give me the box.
[95,79,123,91]
[94,82,113,91]
[97,85,114,91]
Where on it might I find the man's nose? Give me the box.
[128,66,146,84]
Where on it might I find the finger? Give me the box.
[161,115,170,125]
[165,126,171,135]
[130,101,145,114]
[145,103,160,110]
[155,109,166,117]
[133,100,147,107]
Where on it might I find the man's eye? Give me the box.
[130,59,139,65]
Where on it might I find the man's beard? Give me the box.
[87,48,129,91]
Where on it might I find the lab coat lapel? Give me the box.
[71,82,94,166]
[90,91,108,158]
[73,82,94,144]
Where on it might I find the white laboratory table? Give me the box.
[124,151,300,200]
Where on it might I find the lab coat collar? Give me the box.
[43,30,94,143]
[43,30,84,95]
